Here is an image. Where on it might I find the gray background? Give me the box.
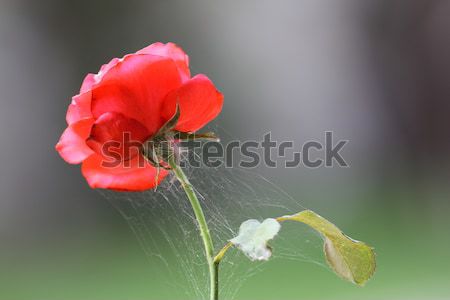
[1,1,450,299]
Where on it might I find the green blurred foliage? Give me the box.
[2,188,449,300]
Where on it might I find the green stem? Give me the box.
[168,155,218,300]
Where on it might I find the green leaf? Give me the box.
[277,210,376,286]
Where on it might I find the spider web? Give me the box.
[99,132,328,300]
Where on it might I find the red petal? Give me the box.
[80,73,96,93]
[97,57,121,78]
[81,153,168,191]
[78,43,188,95]
[55,118,95,164]
[66,90,93,125]
[81,58,122,92]
[137,42,190,81]
[162,74,223,132]
[91,54,182,135]
[86,112,150,162]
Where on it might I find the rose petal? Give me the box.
[91,54,182,135]
[95,57,121,82]
[80,73,96,94]
[79,57,122,94]
[55,118,95,164]
[137,42,190,81]
[81,43,189,94]
[81,153,168,191]
[66,90,93,125]
[86,112,150,162]
[162,74,223,133]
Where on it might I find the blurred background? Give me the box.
[1,0,450,299]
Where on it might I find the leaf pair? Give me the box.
[230,210,376,286]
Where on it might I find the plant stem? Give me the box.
[214,242,233,264]
[168,155,218,300]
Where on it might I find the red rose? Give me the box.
[56,42,223,191]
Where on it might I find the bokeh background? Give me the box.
[1,0,450,299]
